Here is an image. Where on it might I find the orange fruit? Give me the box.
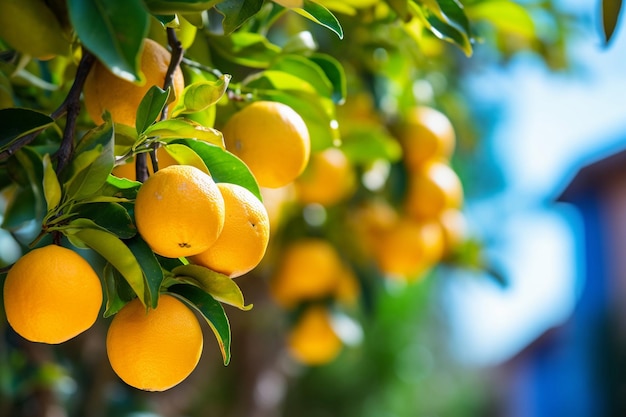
[222,101,311,188]
[112,148,178,181]
[294,147,356,206]
[3,245,103,344]
[348,199,398,257]
[375,217,444,280]
[106,294,203,391]
[334,264,360,306]
[259,184,296,232]
[270,238,343,309]
[287,305,342,365]
[438,208,468,256]
[189,182,270,278]
[83,38,185,126]
[134,165,225,258]
[404,160,463,220]
[400,106,455,170]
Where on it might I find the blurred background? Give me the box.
[3,0,626,416]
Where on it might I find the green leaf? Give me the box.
[144,119,225,147]
[341,125,403,164]
[209,32,281,69]
[466,0,535,40]
[160,143,210,175]
[269,55,334,99]
[99,175,141,200]
[386,0,410,20]
[216,0,265,34]
[2,186,37,230]
[172,264,252,310]
[309,53,346,104]
[169,283,231,365]
[11,148,46,226]
[42,154,62,211]
[411,1,473,56]
[171,75,232,116]
[602,0,623,44]
[64,122,115,201]
[0,108,54,152]
[70,202,136,239]
[171,139,262,200]
[69,220,147,306]
[103,263,136,317]
[126,235,164,309]
[144,0,221,14]
[294,0,344,39]
[136,86,170,134]
[68,0,149,82]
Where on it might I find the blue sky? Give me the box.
[441,2,626,365]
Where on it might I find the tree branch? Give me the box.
[161,27,184,121]
[55,51,96,174]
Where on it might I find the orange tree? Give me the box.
[0,0,577,415]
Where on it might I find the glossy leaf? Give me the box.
[216,0,265,34]
[295,0,344,39]
[42,154,62,211]
[0,108,54,152]
[467,0,535,40]
[64,122,115,201]
[144,0,221,14]
[309,53,346,104]
[171,75,232,116]
[68,0,149,82]
[160,143,210,174]
[98,175,141,200]
[412,1,473,56]
[70,202,136,239]
[126,235,164,309]
[171,138,262,200]
[1,186,36,230]
[136,86,169,134]
[144,119,225,147]
[341,125,403,164]
[69,219,147,306]
[103,263,136,317]
[12,148,46,225]
[209,32,281,68]
[169,284,231,365]
[172,264,253,310]
[269,55,334,99]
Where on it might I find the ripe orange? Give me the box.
[404,160,463,220]
[270,238,343,309]
[83,38,185,126]
[400,106,455,170]
[374,217,444,280]
[294,147,356,206]
[3,245,103,344]
[287,305,342,365]
[438,208,468,257]
[348,198,398,257]
[222,101,311,188]
[134,165,225,258]
[189,182,270,278]
[106,294,203,391]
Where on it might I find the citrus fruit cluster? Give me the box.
[369,106,467,281]
[269,238,359,365]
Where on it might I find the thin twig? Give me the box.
[161,27,184,122]
[180,57,224,79]
[55,51,96,174]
